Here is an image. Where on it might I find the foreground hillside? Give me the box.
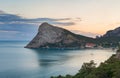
[51,51,120,78]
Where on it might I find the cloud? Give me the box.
[75,17,82,21]
[0,10,79,40]
[53,22,75,26]
[0,13,75,26]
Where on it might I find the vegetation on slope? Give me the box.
[95,37,120,48]
[51,49,120,78]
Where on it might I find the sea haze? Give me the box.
[0,41,115,78]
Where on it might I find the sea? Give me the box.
[0,41,116,78]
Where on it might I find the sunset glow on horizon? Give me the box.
[0,0,120,40]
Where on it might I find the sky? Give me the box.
[0,0,120,40]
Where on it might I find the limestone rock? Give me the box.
[25,22,93,49]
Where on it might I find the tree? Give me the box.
[74,60,96,78]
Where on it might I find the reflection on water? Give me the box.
[0,41,116,78]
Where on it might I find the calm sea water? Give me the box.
[0,41,115,78]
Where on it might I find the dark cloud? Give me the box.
[0,13,75,26]
[33,18,71,21]
[53,22,75,26]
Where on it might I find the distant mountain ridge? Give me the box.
[103,27,120,37]
[95,26,120,48]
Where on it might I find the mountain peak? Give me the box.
[40,22,52,27]
[38,22,54,31]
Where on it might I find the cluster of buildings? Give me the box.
[84,43,103,48]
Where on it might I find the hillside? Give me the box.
[104,27,120,37]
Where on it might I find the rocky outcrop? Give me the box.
[25,22,93,49]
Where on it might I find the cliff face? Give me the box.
[25,22,93,49]
[103,27,120,37]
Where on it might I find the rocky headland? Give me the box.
[25,22,94,49]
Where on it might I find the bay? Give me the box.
[0,41,115,78]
